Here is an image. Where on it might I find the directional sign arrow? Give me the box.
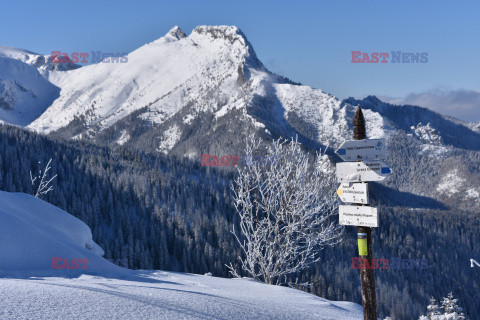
[336,161,392,183]
[339,205,378,227]
[337,182,369,204]
[335,139,387,161]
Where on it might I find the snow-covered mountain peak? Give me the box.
[166,25,186,40]
[19,25,477,159]
[190,25,264,72]
[27,25,270,135]
[151,26,187,45]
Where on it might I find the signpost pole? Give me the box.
[353,106,377,320]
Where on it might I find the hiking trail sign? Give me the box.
[339,205,378,228]
[336,161,392,183]
[337,182,369,204]
[335,138,387,161]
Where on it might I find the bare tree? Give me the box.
[30,159,57,198]
[228,134,343,285]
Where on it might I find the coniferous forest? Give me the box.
[1,123,478,320]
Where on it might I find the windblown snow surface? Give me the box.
[0,191,362,320]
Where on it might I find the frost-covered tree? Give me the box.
[427,297,442,319]
[228,134,343,285]
[30,158,57,199]
[441,293,465,320]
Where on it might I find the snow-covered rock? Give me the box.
[411,122,443,145]
[410,122,451,156]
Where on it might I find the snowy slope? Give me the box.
[0,57,60,126]
[0,191,125,276]
[0,272,363,320]
[0,190,362,319]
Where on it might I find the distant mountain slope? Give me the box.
[26,26,388,158]
[344,96,480,151]
[0,45,80,126]
[0,45,80,80]
[0,57,60,126]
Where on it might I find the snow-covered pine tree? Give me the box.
[427,297,442,319]
[441,292,465,320]
[419,294,466,320]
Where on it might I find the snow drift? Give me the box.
[0,191,124,276]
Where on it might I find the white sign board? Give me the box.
[337,183,369,204]
[336,161,392,183]
[339,205,378,227]
[336,139,387,161]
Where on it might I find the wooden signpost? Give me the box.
[334,106,392,320]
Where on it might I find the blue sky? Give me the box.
[1,0,479,121]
